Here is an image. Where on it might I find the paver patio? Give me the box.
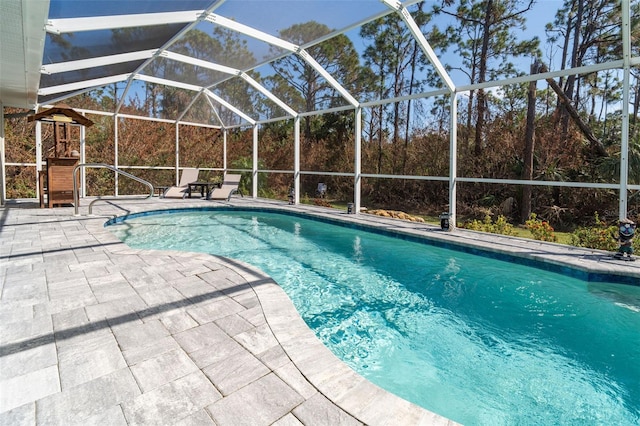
[1,196,638,425]
[0,197,456,426]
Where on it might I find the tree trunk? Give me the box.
[464,56,477,149]
[633,75,640,132]
[474,89,486,156]
[403,35,420,175]
[557,4,572,94]
[539,63,608,157]
[377,55,386,175]
[392,91,401,173]
[561,0,584,134]
[521,63,538,223]
[474,0,493,156]
[464,89,475,148]
[474,0,493,155]
[547,76,608,157]
[377,104,384,174]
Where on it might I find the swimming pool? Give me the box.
[107,208,640,425]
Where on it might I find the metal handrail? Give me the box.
[73,163,154,216]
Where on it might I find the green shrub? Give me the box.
[461,215,516,236]
[569,212,619,252]
[525,213,558,242]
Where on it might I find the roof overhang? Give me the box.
[0,0,50,109]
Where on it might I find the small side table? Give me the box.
[188,182,219,200]
[155,186,169,197]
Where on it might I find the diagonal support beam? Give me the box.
[204,89,256,125]
[46,11,202,34]
[238,73,298,117]
[297,49,359,107]
[38,74,130,96]
[204,13,298,52]
[41,50,157,74]
[114,2,227,114]
[162,51,297,118]
[381,0,455,93]
[204,12,359,107]
[160,51,238,75]
[134,74,203,92]
[204,95,226,128]
[176,91,206,123]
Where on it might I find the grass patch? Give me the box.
[296,202,588,248]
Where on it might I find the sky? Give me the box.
[45,0,624,123]
[229,0,567,85]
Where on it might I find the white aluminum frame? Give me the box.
[0,0,636,229]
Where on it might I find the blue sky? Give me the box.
[45,0,586,120]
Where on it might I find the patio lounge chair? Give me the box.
[162,167,199,198]
[209,173,242,201]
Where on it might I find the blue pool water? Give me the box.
[108,209,640,425]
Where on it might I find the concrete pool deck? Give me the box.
[1,197,638,425]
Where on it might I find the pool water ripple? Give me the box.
[108,210,640,425]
